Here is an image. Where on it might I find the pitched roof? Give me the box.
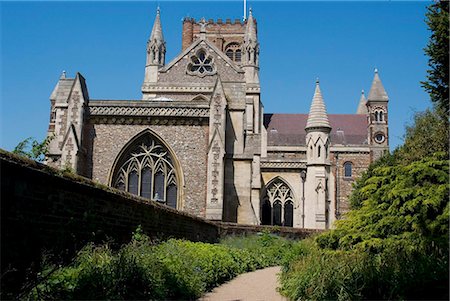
[264,113,368,146]
[305,81,331,129]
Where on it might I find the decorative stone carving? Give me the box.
[260,161,306,169]
[89,106,209,117]
[206,78,227,220]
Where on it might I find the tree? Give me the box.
[13,136,52,162]
[421,0,449,119]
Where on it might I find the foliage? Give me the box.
[421,0,449,119]
[280,153,449,300]
[396,109,449,164]
[28,233,298,300]
[12,136,53,162]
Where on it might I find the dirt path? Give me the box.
[199,266,287,301]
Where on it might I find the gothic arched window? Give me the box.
[111,131,179,209]
[261,178,295,227]
[224,42,242,62]
[344,162,353,178]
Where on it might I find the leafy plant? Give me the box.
[13,136,53,162]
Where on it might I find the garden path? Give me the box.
[199,266,287,301]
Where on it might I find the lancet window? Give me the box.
[112,133,178,208]
[261,178,294,227]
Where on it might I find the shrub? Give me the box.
[28,233,297,300]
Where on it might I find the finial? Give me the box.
[60,70,66,79]
[249,7,253,16]
[316,77,320,84]
[199,17,207,33]
[374,68,378,73]
[361,89,364,94]
[156,6,160,15]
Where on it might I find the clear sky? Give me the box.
[1,1,431,151]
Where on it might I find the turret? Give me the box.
[305,79,331,166]
[242,8,259,84]
[366,69,389,160]
[143,7,166,85]
[305,79,332,230]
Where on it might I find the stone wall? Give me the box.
[0,150,217,297]
[2,150,319,298]
[89,123,209,216]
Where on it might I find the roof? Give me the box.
[264,113,368,146]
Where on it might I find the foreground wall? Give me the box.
[0,150,319,297]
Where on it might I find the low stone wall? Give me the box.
[217,222,321,239]
[0,150,319,298]
[0,150,218,297]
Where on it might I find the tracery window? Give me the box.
[261,178,294,227]
[112,132,178,208]
[187,49,216,77]
[344,162,352,178]
[225,42,242,62]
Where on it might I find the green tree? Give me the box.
[421,0,449,119]
[13,136,52,162]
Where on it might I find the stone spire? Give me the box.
[367,69,388,101]
[306,79,331,130]
[244,8,257,45]
[356,89,368,114]
[146,7,166,67]
[243,8,259,84]
[150,7,164,42]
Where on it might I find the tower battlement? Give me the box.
[181,17,256,51]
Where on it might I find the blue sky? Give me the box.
[1,1,431,151]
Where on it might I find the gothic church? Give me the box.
[45,9,389,229]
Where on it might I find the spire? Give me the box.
[150,7,164,42]
[367,69,388,101]
[244,8,257,44]
[306,79,331,130]
[356,89,368,114]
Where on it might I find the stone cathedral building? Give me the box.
[45,9,389,229]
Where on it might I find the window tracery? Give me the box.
[187,49,216,77]
[112,133,178,208]
[225,42,242,62]
[261,178,294,227]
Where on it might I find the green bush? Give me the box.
[279,154,449,300]
[28,233,297,300]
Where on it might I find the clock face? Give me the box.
[374,133,385,144]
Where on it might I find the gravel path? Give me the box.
[199,266,287,301]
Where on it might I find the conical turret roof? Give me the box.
[306,80,331,130]
[356,90,368,114]
[150,7,164,42]
[367,69,388,101]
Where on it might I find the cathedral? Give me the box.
[45,9,389,230]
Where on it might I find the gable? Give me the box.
[158,38,245,84]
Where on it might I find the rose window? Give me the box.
[187,50,216,77]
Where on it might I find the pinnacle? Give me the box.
[368,69,388,102]
[150,7,164,42]
[305,81,331,130]
[244,8,257,43]
[356,89,368,114]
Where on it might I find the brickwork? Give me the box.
[90,123,209,216]
[182,18,248,52]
